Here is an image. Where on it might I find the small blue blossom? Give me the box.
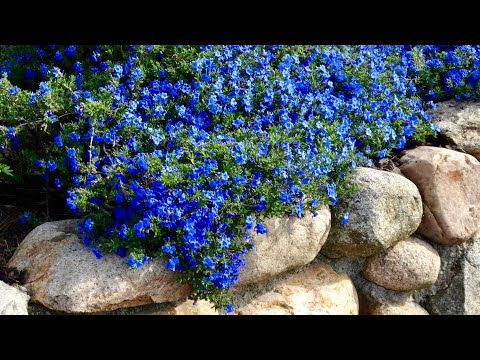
[92,247,102,259]
[340,212,349,225]
[203,257,216,270]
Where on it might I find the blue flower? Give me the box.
[255,223,268,235]
[225,304,234,313]
[39,82,51,97]
[203,257,216,270]
[245,215,254,230]
[53,134,63,147]
[52,67,61,78]
[112,64,123,78]
[18,211,30,225]
[65,45,76,57]
[81,235,90,246]
[84,218,94,233]
[6,127,15,139]
[340,212,349,225]
[115,247,127,257]
[8,86,19,96]
[54,51,63,61]
[161,244,176,254]
[25,68,35,79]
[279,191,291,204]
[73,61,82,72]
[92,247,102,259]
[137,157,148,171]
[46,160,57,172]
[131,67,143,80]
[232,118,244,127]
[165,256,180,271]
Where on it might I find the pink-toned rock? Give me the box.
[399,146,480,245]
[235,262,358,315]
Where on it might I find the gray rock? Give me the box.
[321,167,423,258]
[236,207,331,286]
[235,262,358,315]
[399,146,480,245]
[431,100,480,160]
[363,237,441,292]
[0,281,30,315]
[316,254,414,315]
[7,220,190,313]
[415,229,480,315]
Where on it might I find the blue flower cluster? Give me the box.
[2,44,477,309]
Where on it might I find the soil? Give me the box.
[0,183,70,286]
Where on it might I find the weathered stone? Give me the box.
[236,207,331,286]
[0,281,30,315]
[431,100,480,160]
[399,146,480,245]
[7,220,190,313]
[321,167,422,258]
[317,253,415,315]
[367,301,429,315]
[146,300,219,315]
[415,229,480,315]
[363,237,440,292]
[235,262,358,315]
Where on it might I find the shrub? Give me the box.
[2,44,475,311]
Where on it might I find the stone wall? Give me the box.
[3,100,480,315]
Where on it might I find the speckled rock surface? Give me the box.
[399,146,480,245]
[363,237,441,292]
[0,281,30,315]
[431,100,480,160]
[236,207,331,286]
[415,229,480,315]
[8,220,190,313]
[235,262,358,315]
[367,300,429,315]
[321,167,422,258]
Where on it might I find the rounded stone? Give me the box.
[363,237,441,292]
[236,207,331,286]
[367,301,429,315]
[235,262,359,315]
[399,146,480,245]
[321,167,423,258]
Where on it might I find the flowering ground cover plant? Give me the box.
[0,45,477,311]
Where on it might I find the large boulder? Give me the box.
[0,281,30,315]
[321,167,423,258]
[7,220,191,313]
[415,229,480,315]
[236,207,331,286]
[235,262,358,315]
[8,210,331,313]
[431,100,480,160]
[399,146,480,245]
[363,237,441,292]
